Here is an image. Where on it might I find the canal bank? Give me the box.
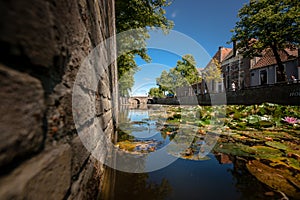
[153,83,300,106]
[0,0,118,199]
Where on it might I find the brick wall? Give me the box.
[156,83,300,105]
[0,0,117,199]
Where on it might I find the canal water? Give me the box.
[101,105,282,200]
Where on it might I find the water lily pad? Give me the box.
[258,120,274,127]
[286,157,300,171]
[246,160,300,198]
[249,146,283,159]
[265,141,288,150]
[247,115,260,125]
[213,143,254,157]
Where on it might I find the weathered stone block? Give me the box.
[72,85,96,127]
[0,0,57,67]
[0,64,45,168]
[68,158,100,200]
[71,136,90,177]
[78,120,103,154]
[0,144,71,200]
[99,78,111,99]
[96,96,111,116]
[99,110,112,131]
[104,120,115,141]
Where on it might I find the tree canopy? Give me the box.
[155,54,201,94]
[118,68,136,97]
[202,58,222,83]
[231,0,300,81]
[148,87,164,98]
[116,0,174,96]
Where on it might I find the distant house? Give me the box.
[204,46,232,93]
[176,44,299,98]
[250,48,299,86]
[221,43,252,91]
[175,47,232,97]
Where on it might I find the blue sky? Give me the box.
[131,0,249,96]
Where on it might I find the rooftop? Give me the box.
[252,48,298,69]
[205,47,232,68]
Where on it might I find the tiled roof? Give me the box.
[252,48,298,69]
[223,49,233,61]
[221,48,232,62]
[205,47,232,68]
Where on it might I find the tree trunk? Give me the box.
[270,45,286,82]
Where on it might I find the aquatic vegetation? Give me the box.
[246,160,300,199]
[224,103,300,130]
[117,140,138,151]
[116,103,300,199]
[265,141,288,150]
[117,128,135,142]
[283,116,300,124]
[117,140,163,153]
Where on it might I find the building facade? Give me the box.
[221,47,252,91]
[176,45,299,97]
[250,48,299,86]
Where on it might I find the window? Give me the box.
[211,80,215,90]
[260,70,267,85]
[275,65,286,83]
[226,76,230,89]
[218,84,222,92]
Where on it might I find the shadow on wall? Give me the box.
[0,0,117,199]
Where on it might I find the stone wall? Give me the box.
[0,0,117,199]
[156,83,300,105]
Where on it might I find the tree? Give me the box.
[156,70,172,95]
[201,58,222,93]
[156,54,201,94]
[231,0,300,82]
[118,68,138,97]
[148,87,164,98]
[116,0,174,96]
[202,58,222,83]
[174,54,201,85]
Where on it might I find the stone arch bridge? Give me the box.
[128,96,154,104]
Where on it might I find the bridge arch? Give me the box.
[128,96,153,105]
[133,98,141,105]
[147,99,154,104]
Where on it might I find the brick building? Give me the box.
[221,44,252,91]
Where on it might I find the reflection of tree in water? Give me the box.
[113,171,172,200]
[109,106,172,200]
[118,106,134,141]
[227,156,283,200]
[119,105,131,122]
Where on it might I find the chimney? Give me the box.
[219,46,223,62]
[233,40,237,57]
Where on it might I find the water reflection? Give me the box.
[100,105,293,200]
[105,154,284,200]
